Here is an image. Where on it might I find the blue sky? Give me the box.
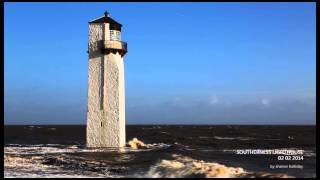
[4,2,316,125]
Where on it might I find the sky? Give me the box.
[4,2,316,125]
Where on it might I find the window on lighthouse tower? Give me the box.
[110,30,121,41]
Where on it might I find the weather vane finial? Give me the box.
[104,11,110,17]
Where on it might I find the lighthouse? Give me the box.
[87,11,127,148]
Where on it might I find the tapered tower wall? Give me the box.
[87,19,126,148]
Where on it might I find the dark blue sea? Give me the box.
[4,125,316,178]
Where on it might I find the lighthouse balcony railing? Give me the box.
[103,40,127,52]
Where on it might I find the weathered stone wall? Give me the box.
[87,24,103,147]
[88,24,104,55]
[118,55,126,146]
[103,52,126,147]
[87,23,126,148]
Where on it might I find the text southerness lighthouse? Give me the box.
[87,11,127,148]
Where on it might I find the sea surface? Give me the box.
[4,125,316,178]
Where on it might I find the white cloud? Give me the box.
[209,95,219,105]
[171,96,183,106]
[261,98,271,107]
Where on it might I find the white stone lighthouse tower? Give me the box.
[87,11,127,148]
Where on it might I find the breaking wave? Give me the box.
[5,147,295,178]
[4,154,117,178]
[4,141,172,178]
[140,154,246,178]
[138,154,294,178]
[5,124,314,178]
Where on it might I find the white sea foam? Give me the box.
[213,136,255,141]
[4,144,170,156]
[4,141,169,178]
[138,154,295,178]
[139,154,246,178]
[126,137,170,150]
[304,150,316,157]
[4,147,121,178]
[4,143,305,178]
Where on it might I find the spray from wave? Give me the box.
[126,137,170,150]
[140,154,294,178]
[142,154,245,178]
[4,138,297,178]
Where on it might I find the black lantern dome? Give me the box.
[89,11,122,31]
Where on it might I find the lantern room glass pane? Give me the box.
[110,30,121,41]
